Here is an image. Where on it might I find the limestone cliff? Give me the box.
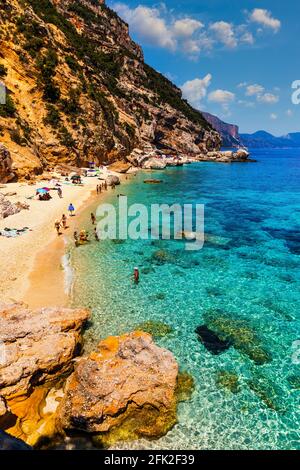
[0,0,220,181]
[202,112,241,148]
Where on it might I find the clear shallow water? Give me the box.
[71,149,300,450]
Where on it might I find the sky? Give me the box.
[107,0,300,135]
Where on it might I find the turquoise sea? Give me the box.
[71,149,300,450]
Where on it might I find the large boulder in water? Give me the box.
[233,148,250,161]
[57,331,178,446]
[106,175,120,186]
[0,302,90,398]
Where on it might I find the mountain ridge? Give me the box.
[240,130,300,148]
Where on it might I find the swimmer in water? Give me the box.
[133,267,140,284]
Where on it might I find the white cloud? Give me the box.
[245,84,265,96]
[237,82,248,88]
[113,3,281,57]
[250,9,281,32]
[286,109,293,117]
[113,3,176,50]
[209,21,237,48]
[240,31,254,45]
[208,89,235,104]
[173,18,203,38]
[181,74,212,108]
[238,99,255,108]
[257,93,279,104]
[181,39,201,55]
[270,113,278,120]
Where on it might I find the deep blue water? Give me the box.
[71,149,300,450]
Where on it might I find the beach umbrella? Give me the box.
[36,188,49,194]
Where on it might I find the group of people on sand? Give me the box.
[54,203,75,235]
[73,229,89,246]
[54,213,69,235]
[73,213,98,246]
[96,181,107,194]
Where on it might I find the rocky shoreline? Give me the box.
[124,147,252,171]
[0,302,191,449]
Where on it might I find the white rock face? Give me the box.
[141,157,167,170]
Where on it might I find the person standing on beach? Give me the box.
[54,219,62,236]
[104,180,108,191]
[99,184,102,194]
[61,214,67,229]
[68,203,75,216]
[58,187,63,198]
[96,185,99,195]
[91,213,96,225]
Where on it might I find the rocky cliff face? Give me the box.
[0,0,220,181]
[202,112,241,148]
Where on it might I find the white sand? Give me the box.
[0,175,103,303]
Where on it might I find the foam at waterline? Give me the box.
[62,238,74,296]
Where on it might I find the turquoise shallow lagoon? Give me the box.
[71,149,300,450]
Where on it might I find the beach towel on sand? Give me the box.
[0,227,30,238]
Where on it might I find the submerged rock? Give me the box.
[248,374,285,412]
[149,292,166,301]
[136,320,173,338]
[287,375,300,390]
[195,325,231,355]
[144,179,163,184]
[151,249,176,265]
[203,312,272,365]
[0,302,90,398]
[57,332,178,446]
[176,372,195,402]
[216,371,240,394]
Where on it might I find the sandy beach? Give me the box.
[0,172,120,307]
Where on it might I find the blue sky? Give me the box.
[107,0,300,135]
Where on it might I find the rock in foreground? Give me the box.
[0,302,90,398]
[57,331,178,445]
